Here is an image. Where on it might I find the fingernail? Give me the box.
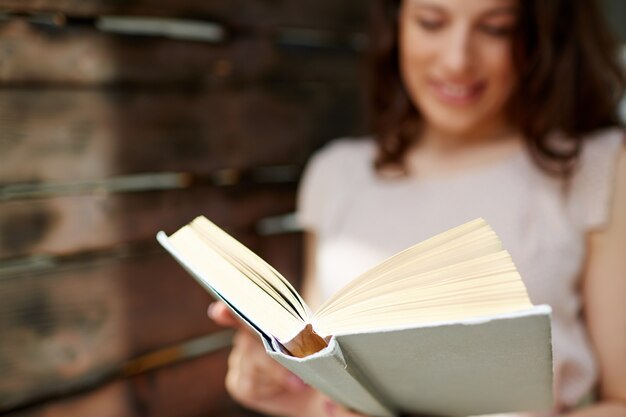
[286,374,307,391]
[207,303,216,318]
[324,400,336,416]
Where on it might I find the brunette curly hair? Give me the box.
[370,0,625,176]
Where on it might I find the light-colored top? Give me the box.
[297,128,623,414]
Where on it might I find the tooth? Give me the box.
[443,84,471,97]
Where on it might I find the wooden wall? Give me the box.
[0,1,368,416]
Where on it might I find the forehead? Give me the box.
[404,0,518,15]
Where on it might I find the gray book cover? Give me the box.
[268,306,553,417]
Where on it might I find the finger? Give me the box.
[227,375,316,417]
[323,399,369,417]
[231,331,308,392]
[243,386,317,417]
[228,331,287,397]
[226,363,286,400]
[283,373,308,392]
[250,358,307,392]
[208,301,242,328]
[227,355,301,404]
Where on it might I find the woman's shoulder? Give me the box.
[574,126,624,180]
[579,126,624,159]
[309,137,376,168]
[297,137,376,233]
[570,127,625,230]
[303,136,377,182]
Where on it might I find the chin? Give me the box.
[424,111,489,139]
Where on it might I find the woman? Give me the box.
[211,0,626,416]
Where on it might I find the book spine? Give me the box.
[265,337,396,417]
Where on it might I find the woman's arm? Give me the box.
[564,147,626,417]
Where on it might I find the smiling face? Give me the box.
[399,0,519,141]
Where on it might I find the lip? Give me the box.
[428,79,487,106]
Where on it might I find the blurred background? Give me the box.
[0,1,623,417]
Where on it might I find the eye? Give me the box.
[479,24,515,38]
[416,18,445,31]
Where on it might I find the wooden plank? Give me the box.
[0,87,364,184]
[5,351,261,417]
[0,186,296,260]
[0,253,215,408]
[0,20,363,85]
[0,0,368,32]
[600,0,626,40]
[0,232,304,411]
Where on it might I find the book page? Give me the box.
[191,217,309,320]
[167,223,307,342]
[311,219,532,337]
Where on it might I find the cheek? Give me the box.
[483,43,517,101]
[398,26,438,99]
[401,27,438,63]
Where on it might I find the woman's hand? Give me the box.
[209,301,372,417]
[323,401,370,417]
[209,301,317,416]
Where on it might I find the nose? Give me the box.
[441,26,474,76]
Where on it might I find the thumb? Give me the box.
[208,301,242,328]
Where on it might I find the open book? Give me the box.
[157,217,553,417]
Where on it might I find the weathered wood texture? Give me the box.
[0,186,297,260]
[600,0,626,40]
[6,351,260,417]
[0,0,368,31]
[0,20,365,85]
[0,254,213,408]
[1,230,301,412]
[0,0,367,414]
[0,87,363,184]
